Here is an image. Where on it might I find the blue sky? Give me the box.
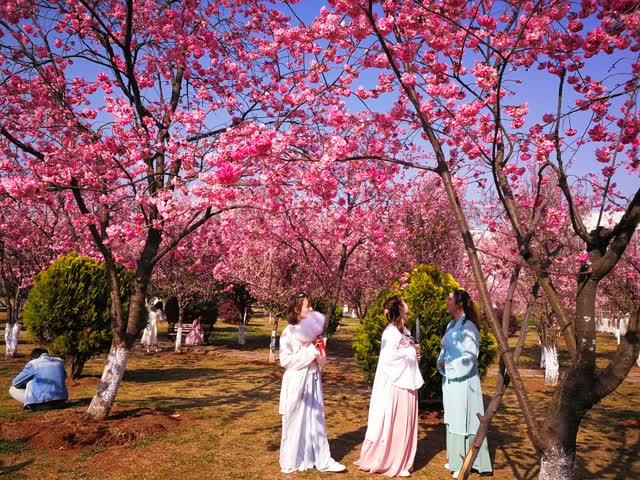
[23,0,637,201]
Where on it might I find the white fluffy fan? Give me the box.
[293,311,325,343]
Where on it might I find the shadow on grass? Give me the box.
[414,421,445,472]
[106,407,174,420]
[331,426,366,462]
[141,368,281,419]
[123,367,220,383]
[242,422,282,452]
[209,336,273,351]
[497,442,538,480]
[209,325,273,351]
[65,397,93,409]
[325,336,354,359]
[0,459,33,478]
[574,407,640,480]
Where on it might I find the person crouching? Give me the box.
[9,348,68,410]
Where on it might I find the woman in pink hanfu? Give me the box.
[185,317,205,346]
[355,295,424,478]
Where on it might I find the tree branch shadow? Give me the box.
[330,425,367,462]
[0,459,33,477]
[123,367,221,383]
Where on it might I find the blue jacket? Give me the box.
[11,353,68,406]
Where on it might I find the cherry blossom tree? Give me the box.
[0,193,81,357]
[212,209,316,360]
[151,223,225,352]
[341,174,463,318]
[303,1,640,477]
[0,0,308,420]
[216,173,404,336]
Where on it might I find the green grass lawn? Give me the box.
[0,314,638,479]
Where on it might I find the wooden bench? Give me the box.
[168,322,214,345]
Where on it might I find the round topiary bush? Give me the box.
[23,253,134,379]
[353,264,497,402]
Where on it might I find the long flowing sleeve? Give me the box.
[378,326,424,390]
[279,328,319,370]
[365,325,423,441]
[438,344,446,376]
[438,321,452,376]
[445,322,479,380]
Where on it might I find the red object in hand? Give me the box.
[315,337,327,357]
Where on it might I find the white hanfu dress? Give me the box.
[279,323,340,473]
[355,324,424,476]
[141,303,164,347]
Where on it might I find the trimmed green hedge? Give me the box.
[23,253,134,378]
[353,264,497,401]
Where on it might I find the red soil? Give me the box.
[0,407,182,450]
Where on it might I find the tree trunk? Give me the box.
[531,275,599,476]
[238,307,247,345]
[539,447,575,480]
[543,343,560,386]
[4,322,12,358]
[4,290,21,358]
[4,321,20,358]
[175,298,184,353]
[324,255,348,336]
[86,260,155,420]
[538,364,597,480]
[537,270,640,478]
[85,344,130,421]
[269,312,278,363]
[69,356,87,380]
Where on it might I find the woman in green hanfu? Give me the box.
[438,289,493,478]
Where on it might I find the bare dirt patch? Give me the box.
[0,407,182,450]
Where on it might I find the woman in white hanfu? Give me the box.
[355,295,424,477]
[279,293,346,474]
[141,299,165,353]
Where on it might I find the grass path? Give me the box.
[0,315,638,479]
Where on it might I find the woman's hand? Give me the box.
[314,336,327,357]
[439,359,445,369]
[415,344,422,362]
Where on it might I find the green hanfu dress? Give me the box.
[438,315,492,475]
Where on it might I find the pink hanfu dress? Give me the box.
[355,324,424,477]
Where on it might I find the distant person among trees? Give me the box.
[141,299,165,353]
[9,348,68,410]
[278,293,346,474]
[355,295,424,478]
[438,290,492,478]
[184,316,205,346]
